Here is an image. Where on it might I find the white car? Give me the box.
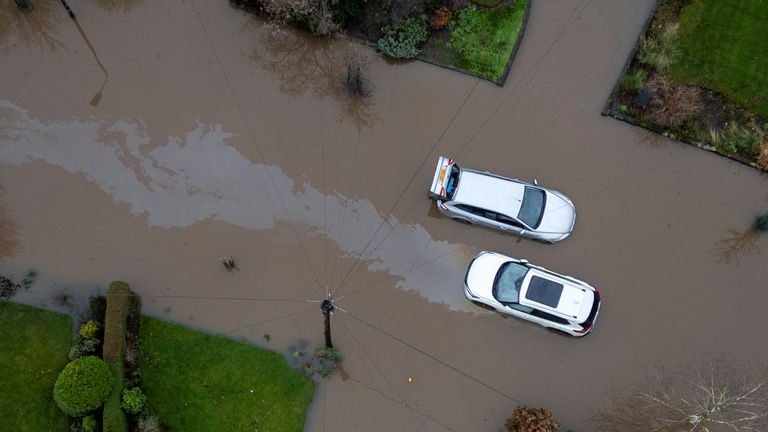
[428,157,575,243]
[464,251,601,336]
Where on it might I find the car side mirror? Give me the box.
[533,178,538,185]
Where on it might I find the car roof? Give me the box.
[519,268,594,321]
[453,170,524,218]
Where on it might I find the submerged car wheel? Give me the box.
[470,300,496,311]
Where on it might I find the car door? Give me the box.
[495,213,528,235]
[453,204,494,227]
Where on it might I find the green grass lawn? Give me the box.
[139,317,315,432]
[669,0,768,118]
[448,0,528,83]
[0,301,72,432]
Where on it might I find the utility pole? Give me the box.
[320,298,336,349]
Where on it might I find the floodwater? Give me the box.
[1,0,766,431]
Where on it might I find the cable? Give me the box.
[219,304,316,335]
[340,312,524,405]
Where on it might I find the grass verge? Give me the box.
[0,301,71,432]
[103,281,131,432]
[139,317,315,432]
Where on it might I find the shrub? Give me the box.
[758,141,768,170]
[53,356,114,417]
[430,7,453,29]
[79,320,101,339]
[505,406,559,432]
[103,281,131,362]
[638,23,680,72]
[81,415,97,432]
[645,73,702,128]
[121,387,147,415]
[376,15,429,59]
[331,0,364,27]
[137,415,162,432]
[756,212,768,232]
[69,334,100,360]
[620,68,647,93]
[317,346,344,363]
[422,0,443,13]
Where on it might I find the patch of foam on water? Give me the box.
[0,100,479,312]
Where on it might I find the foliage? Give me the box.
[448,0,527,82]
[758,141,768,171]
[121,387,147,415]
[53,356,114,417]
[505,406,559,432]
[81,415,97,432]
[594,356,768,432]
[430,7,453,30]
[669,0,768,118]
[644,73,702,129]
[79,320,101,340]
[376,15,429,59]
[69,334,101,360]
[330,0,364,27]
[619,68,646,93]
[139,317,314,431]
[257,0,339,36]
[711,122,765,156]
[472,0,503,7]
[0,301,71,431]
[638,23,680,72]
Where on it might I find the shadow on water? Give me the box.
[0,0,63,52]
[72,19,109,107]
[246,21,379,129]
[0,186,20,262]
[711,225,764,265]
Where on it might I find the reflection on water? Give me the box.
[94,0,143,13]
[0,0,62,51]
[247,22,379,129]
[711,227,761,265]
[0,187,20,262]
[0,100,474,310]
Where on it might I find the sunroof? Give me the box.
[525,276,563,308]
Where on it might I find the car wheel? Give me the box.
[534,238,555,245]
[453,218,471,225]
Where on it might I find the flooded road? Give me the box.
[1,0,767,430]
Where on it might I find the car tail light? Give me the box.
[575,324,592,334]
[593,287,601,300]
[440,203,449,211]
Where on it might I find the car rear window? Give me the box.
[518,187,546,228]
[446,164,460,200]
[525,276,563,308]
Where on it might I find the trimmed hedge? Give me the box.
[102,281,132,432]
[53,356,114,417]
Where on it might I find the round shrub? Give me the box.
[53,356,114,417]
[121,386,147,415]
[376,15,429,59]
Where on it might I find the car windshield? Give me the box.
[492,262,529,303]
[517,186,546,228]
[445,164,460,200]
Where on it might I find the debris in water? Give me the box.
[219,256,237,272]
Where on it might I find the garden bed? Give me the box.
[603,0,768,171]
[231,0,530,85]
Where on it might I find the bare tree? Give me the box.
[594,357,768,432]
[711,211,768,264]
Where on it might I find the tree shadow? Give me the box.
[0,0,64,52]
[246,21,379,130]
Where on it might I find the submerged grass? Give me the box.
[139,317,314,432]
[0,301,71,432]
[448,0,528,82]
[669,0,768,118]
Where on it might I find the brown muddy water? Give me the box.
[1,0,767,431]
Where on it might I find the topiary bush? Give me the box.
[81,415,97,432]
[53,356,114,417]
[69,334,101,360]
[376,15,429,59]
[121,387,147,415]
